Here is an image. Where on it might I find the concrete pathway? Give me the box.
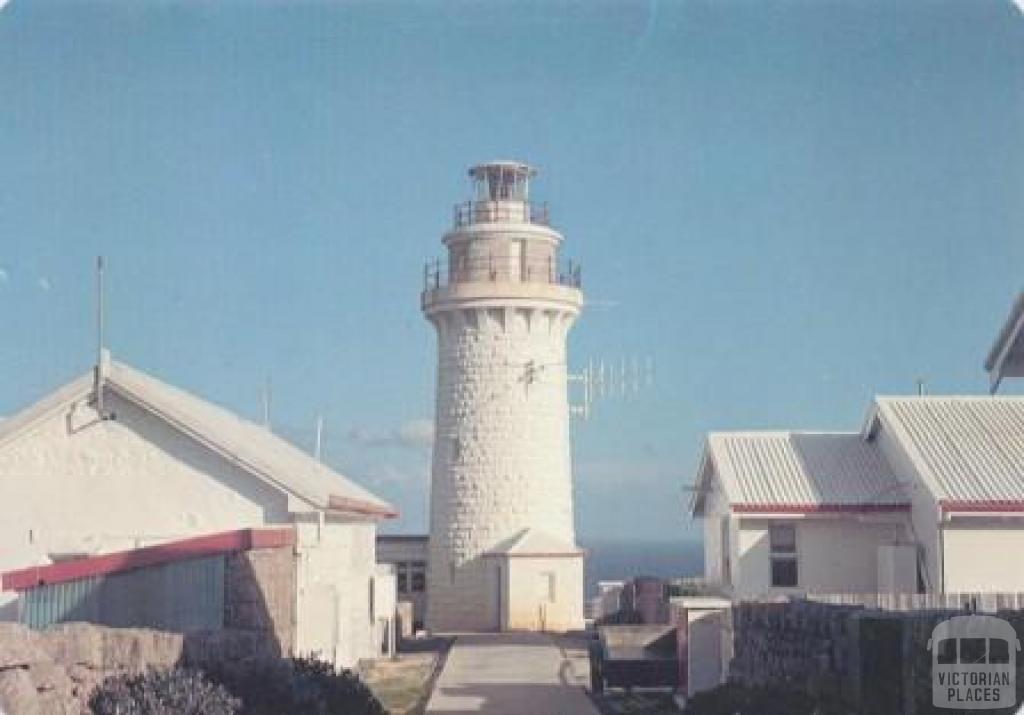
[426,632,599,715]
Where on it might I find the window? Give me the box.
[396,562,409,594]
[769,524,798,587]
[394,560,426,594]
[410,561,426,592]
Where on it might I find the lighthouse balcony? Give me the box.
[421,256,583,314]
[423,256,581,291]
[453,200,550,228]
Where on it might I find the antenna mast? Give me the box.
[315,415,324,461]
[95,256,106,416]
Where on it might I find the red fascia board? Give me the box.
[2,527,295,592]
[940,500,1024,514]
[501,552,587,558]
[328,495,399,519]
[732,503,911,514]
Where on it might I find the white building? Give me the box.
[692,396,1024,598]
[421,161,585,632]
[0,353,397,667]
[376,534,428,630]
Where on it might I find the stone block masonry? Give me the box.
[0,622,279,714]
[224,545,295,655]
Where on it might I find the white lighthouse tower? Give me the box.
[422,161,585,632]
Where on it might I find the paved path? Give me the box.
[426,632,598,715]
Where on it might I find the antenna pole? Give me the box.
[96,256,105,416]
[315,415,324,461]
[262,378,272,428]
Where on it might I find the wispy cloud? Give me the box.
[1015,0,1024,15]
[0,267,8,285]
[361,462,429,489]
[37,277,51,292]
[347,418,434,450]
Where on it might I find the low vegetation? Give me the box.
[89,668,240,715]
[89,657,387,715]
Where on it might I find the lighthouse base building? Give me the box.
[420,162,586,632]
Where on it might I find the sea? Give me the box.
[580,539,703,597]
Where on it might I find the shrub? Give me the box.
[206,656,386,715]
[89,667,240,715]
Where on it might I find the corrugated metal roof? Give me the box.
[0,359,396,518]
[705,431,908,511]
[876,397,1024,505]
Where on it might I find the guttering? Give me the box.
[327,495,399,519]
[483,549,588,559]
[2,527,295,592]
[940,499,1024,514]
[732,503,911,515]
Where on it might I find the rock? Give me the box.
[24,660,70,692]
[35,689,78,715]
[0,623,46,669]
[37,624,103,668]
[0,667,40,715]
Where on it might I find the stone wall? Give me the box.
[0,542,295,713]
[0,622,277,714]
[224,545,295,655]
[729,601,1024,713]
[730,601,861,704]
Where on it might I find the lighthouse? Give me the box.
[421,162,585,632]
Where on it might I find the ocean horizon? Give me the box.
[580,539,704,597]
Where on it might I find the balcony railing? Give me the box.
[423,255,582,291]
[452,200,550,229]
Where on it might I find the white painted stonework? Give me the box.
[422,162,584,631]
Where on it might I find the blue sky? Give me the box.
[1,1,1022,542]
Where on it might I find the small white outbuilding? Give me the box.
[692,396,1024,598]
[0,353,397,667]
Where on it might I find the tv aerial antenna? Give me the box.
[569,355,655,420]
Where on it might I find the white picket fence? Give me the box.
[805,591,1024,612]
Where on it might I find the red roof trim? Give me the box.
[732,503,911,514]
[328,495,399,519]
[941,500,1024,514]
[1,527,295,592]
[483,550,587,559]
